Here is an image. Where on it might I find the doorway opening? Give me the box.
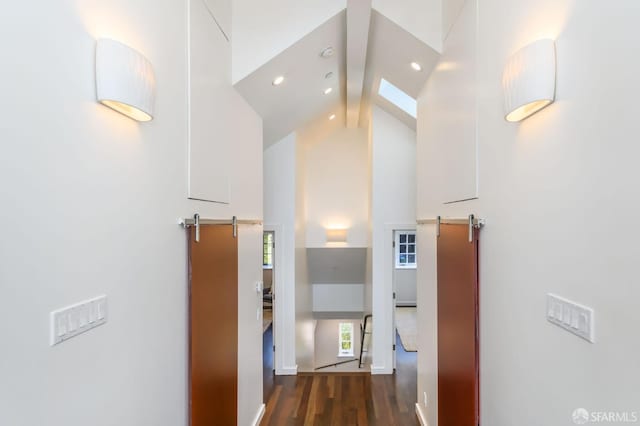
[391,228,418,360]
[392,228,417,382]
[262,230,275,401]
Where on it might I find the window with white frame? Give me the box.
[263,232,274,269]
[338,322,354,357]
[395,231,416,268]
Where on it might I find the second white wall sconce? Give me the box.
[95,38,156,122]
[502,39,556,122]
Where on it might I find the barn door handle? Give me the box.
[194,213,200,243]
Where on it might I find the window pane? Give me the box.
[408,255,415,264]
[408,234,415,243]
[399,234,407,243]
[408,245,415,253]
[399,254,407,264]
[400,245,407,253]
[263,233,273,267]
[339,323,354,355]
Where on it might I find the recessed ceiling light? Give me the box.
[329,114,336,120]
[324,87,333,95]
[325,71,334,79]
[410,62,422,71]
[272,75,285,86]
[320,47,334,58]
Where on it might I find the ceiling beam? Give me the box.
[345,0,372,128]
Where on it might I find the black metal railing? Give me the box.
[359,314,372,368]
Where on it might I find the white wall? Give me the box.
[394,268,417,306]
[0,1,263,425]
[304,128,370,248]
[370,105,416,374]
[294,133,314,372]
[364,117,374,315]
[442,0,466,41]
[371,0,442,52]
[415,225,438,425]
[420,0,478,205]
[263,134,298,375]
[231,0,346,83]
[313,284,365,312]
[237,224,265,426]
[417,0,640,424]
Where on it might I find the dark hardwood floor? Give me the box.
[264,321,275,402]
[261,332,418,425]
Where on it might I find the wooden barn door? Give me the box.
[437,223,479,426]
[189,225,238,426]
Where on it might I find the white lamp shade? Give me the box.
[96,39,156,122]
[502,39,556,122]
[326,228,348,243]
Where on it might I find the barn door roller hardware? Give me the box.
[417,215,485,242]
[179,214,262,242]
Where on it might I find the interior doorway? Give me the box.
[392,228,418,371]
[262,230,275,401]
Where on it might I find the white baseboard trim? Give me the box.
[251,404,266,426]
[370,365,393,375]
[415,403,428,426]
[276,365,298,375]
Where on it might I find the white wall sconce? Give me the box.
[502,39,556,122]
[326,228,348,243]
[96,38,156,122]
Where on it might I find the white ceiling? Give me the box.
[233,5,441,147]
[234,12,346,146]
[363,10,441,129]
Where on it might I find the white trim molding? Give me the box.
[264,223,297,377]
[372,223,417,374]
[370,365,393,375]
[415,403,428,426]
[275,365,298,376]
[251,404,266,426]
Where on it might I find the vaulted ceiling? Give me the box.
[232,0,457,147]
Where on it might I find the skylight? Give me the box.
[377,78,417,118]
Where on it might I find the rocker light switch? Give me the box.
[50,295,108,346]
[546,293,595,343]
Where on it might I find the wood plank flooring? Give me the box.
[262,333,418,425]
[263,321,275,402]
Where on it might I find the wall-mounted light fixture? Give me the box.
[96,38,156,122]
[326,228,347,243]
[502,39,556,122]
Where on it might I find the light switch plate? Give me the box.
[50,295,107,346]
[546,293,595,343]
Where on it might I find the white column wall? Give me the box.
[416,0,640,424]
[0,1,263,425]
